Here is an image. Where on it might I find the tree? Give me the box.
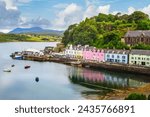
[137,20,150,30]
[61,11,150,50]
[128,11,149,23]
[62,24,77,46]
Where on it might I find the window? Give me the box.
[131,57,134,59]
[122,60,126,63]
[117,55,120,58]
[107,55,110,58]
[138,57,140,60]
[122,56,126,59]
[147,58,149,60]
[112,55,114,58]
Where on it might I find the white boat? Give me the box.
[3,68,11,72]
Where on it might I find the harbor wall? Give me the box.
[12,54,150,76]
[82,62,150,75]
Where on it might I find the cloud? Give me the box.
[0,1,21,29]
[21,17,51,28]
[83,5,96,19]
[52,3,83,30]
[83,4,110,19]
[127,5,150,16]
[97,5,110,14]
[140,4,150,16]
[0,0,17,9]
[52,2,111,30]
[53,3,68,9]
[0,0,31,9]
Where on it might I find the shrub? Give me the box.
[148,94,150,100]
[125,93,147,100]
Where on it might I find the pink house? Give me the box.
[83,46,105,62]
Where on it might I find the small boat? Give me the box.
[24,65,31,69]
[12,55,23,60]
[35,77,39,82]
[3,68,11,72]
[11,64,15,67]
[85,65,90,68]
[71,61,82,67]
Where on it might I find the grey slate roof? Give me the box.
[104,49,130,54]
[124,30,150,37]
[130,49,150,55]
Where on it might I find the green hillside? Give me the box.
[0,34,61,42]
[62,11,150,49]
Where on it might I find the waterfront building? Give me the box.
[83,46,94,61]
[124,30,150,46]
[104,49,130,64]
[83,46,105,62]
[44,46,54,55]
[74,45,84,59]
[64,45,83,59]
[23,48,44,56]
[129,49,150,67]
[64,45,76,58]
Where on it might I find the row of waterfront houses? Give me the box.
[64,45,150,67]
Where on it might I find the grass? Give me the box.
[0,34,62,42]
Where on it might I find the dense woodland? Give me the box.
[62,11,150,50]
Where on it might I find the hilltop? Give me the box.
[9,27,64,36]
[62,11,150,50]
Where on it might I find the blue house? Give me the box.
[104,49,130,64]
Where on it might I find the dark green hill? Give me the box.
[62,11,150,49]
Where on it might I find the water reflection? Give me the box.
[68,67,147,91]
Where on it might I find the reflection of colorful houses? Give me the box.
[69,67,129,89]
[82,68,105,82]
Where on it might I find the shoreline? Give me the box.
[11,55,150,76]
[88,83,150,100]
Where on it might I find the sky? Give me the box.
[0,0,150,33]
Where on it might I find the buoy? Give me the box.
[11,64,15,67]
[35,77,39,82]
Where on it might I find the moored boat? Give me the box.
[13,55,23,60]
[11,64,15,67]
[71,61,82,67]
[10,52,23,60]
[3,68,11,72]
[35,77,39,82]
[24,65,31,69]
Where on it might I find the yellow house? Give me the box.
[74,45,83,59]
[129,50,150,67]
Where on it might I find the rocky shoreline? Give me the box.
[84,83,150,100]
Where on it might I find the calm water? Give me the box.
[0,42,150,100]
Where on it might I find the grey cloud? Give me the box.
[21,17,51,28]
[0,1,21,28]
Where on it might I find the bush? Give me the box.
[148,94,150,100]
[125,93,147,100]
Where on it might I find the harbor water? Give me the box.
[0,42,150,100]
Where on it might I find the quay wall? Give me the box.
[12,54,150,75]
[82,62,150,75]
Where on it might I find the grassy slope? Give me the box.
[0,34,62,42]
